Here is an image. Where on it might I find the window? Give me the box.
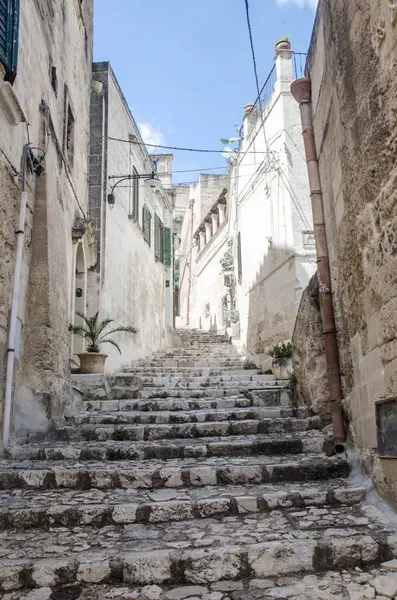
[154,214,164,262]
[132,167,139,220]
[63,87,75,168]
[0,0,20,83]
[142,205,152,246]
[50,65,58,94]
[163,227,171,267]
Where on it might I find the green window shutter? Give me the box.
[143,205,152,246]
[154,214,164,262]
[163,227,171,267]
[237,232,242,284]
[0,0,19,82]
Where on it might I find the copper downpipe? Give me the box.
[291,77,346,451]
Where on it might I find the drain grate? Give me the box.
[50,586,82,600]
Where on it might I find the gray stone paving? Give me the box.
[1,330,397,598]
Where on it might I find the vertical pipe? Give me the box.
[3,187,28,449]
[291,77,346,450]
[186,201,194,326]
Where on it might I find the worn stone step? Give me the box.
[9,431,327,462]
[140,375,274,388]
[81,392,300,418]
[138,386,285,400]
[0,453,349,491]
[70,406,311,425]
[0,504,394,591]
[0,481,367,530]
[134,360,244,368]
[128,367,257,375]
[55,417,321,444]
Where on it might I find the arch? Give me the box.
[71,241,87,357]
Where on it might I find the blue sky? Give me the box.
[94,0,317,183]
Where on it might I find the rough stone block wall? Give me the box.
[307,0,397,506]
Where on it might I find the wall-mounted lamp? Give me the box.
[107,171,162,209]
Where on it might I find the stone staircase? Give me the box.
[1,330,397,599]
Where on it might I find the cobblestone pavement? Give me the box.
[1,330,396,598]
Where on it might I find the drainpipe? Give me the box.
[291,78,346,452]
[3,144,30,449]
[186,199,194,326]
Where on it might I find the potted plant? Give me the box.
[268,341,293,380]
[73,312,137,374]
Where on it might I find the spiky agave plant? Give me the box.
[73,312,137,354]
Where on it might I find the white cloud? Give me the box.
[277,0,317,8]
[138,122,165,147]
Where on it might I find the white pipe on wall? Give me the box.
[3,188,28,449]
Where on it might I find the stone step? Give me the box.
[10,431,327,461]
[0,504,394,591]
[0,480,366,530]
[139,375,274,388]
[138,386,285,400]
[70,406,312,425]
[0,453,349,491]
[11,565,397,600]
[55,417,321,444]
[128,367,257,375]
[134,360,244,368]
[82,395,303,414]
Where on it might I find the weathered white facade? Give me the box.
[177,42,315,365]
[0,0,93,444]
[229,42,316,366]
[88,63,174,372]
[177,174,228,328]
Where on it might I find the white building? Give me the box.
[88,63,174,372]
[177,40,316,368]
[230,40,316,367]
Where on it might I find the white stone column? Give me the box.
[218,204,226,225]
[199,230,206,251]
[211,213,218,235]
[205,221,212,244]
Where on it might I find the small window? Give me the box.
[64,87,75,168]
[0,0,20,83]
[142,205,152,246]
[50,65,58,94]
[204,303,210,318]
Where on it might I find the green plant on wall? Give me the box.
[268,342,292,366]
[220,239,234,272]
[73,312,137,354]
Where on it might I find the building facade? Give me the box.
[298,0,397,506]
[177,174,228,329]
[0,0,93,444]
[229,41,316,368]
[88,63,174,372]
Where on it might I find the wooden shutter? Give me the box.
[132,167,139,219]
[154,214,161,260]
[142,205,151,246]
[163,227,171,267]
[0,0,19,81]
[237,232,242,284]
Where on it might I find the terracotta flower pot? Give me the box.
[78,352,108,374]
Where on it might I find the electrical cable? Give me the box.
[106,135,272,155]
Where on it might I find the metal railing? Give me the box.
[253,52,307,112]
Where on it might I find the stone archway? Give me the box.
[72,241,87,357]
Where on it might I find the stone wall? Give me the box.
[88,63,174,372]
[306,0,397,506]
[0,0,93,443]
[292,272,331,423]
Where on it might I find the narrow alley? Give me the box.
[0,331,397,599]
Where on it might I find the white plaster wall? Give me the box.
[100,68,172,372]
[231,49,316,361]
[193,223,228,332]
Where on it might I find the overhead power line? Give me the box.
[244,0,262,107]
[106,135,273,155]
